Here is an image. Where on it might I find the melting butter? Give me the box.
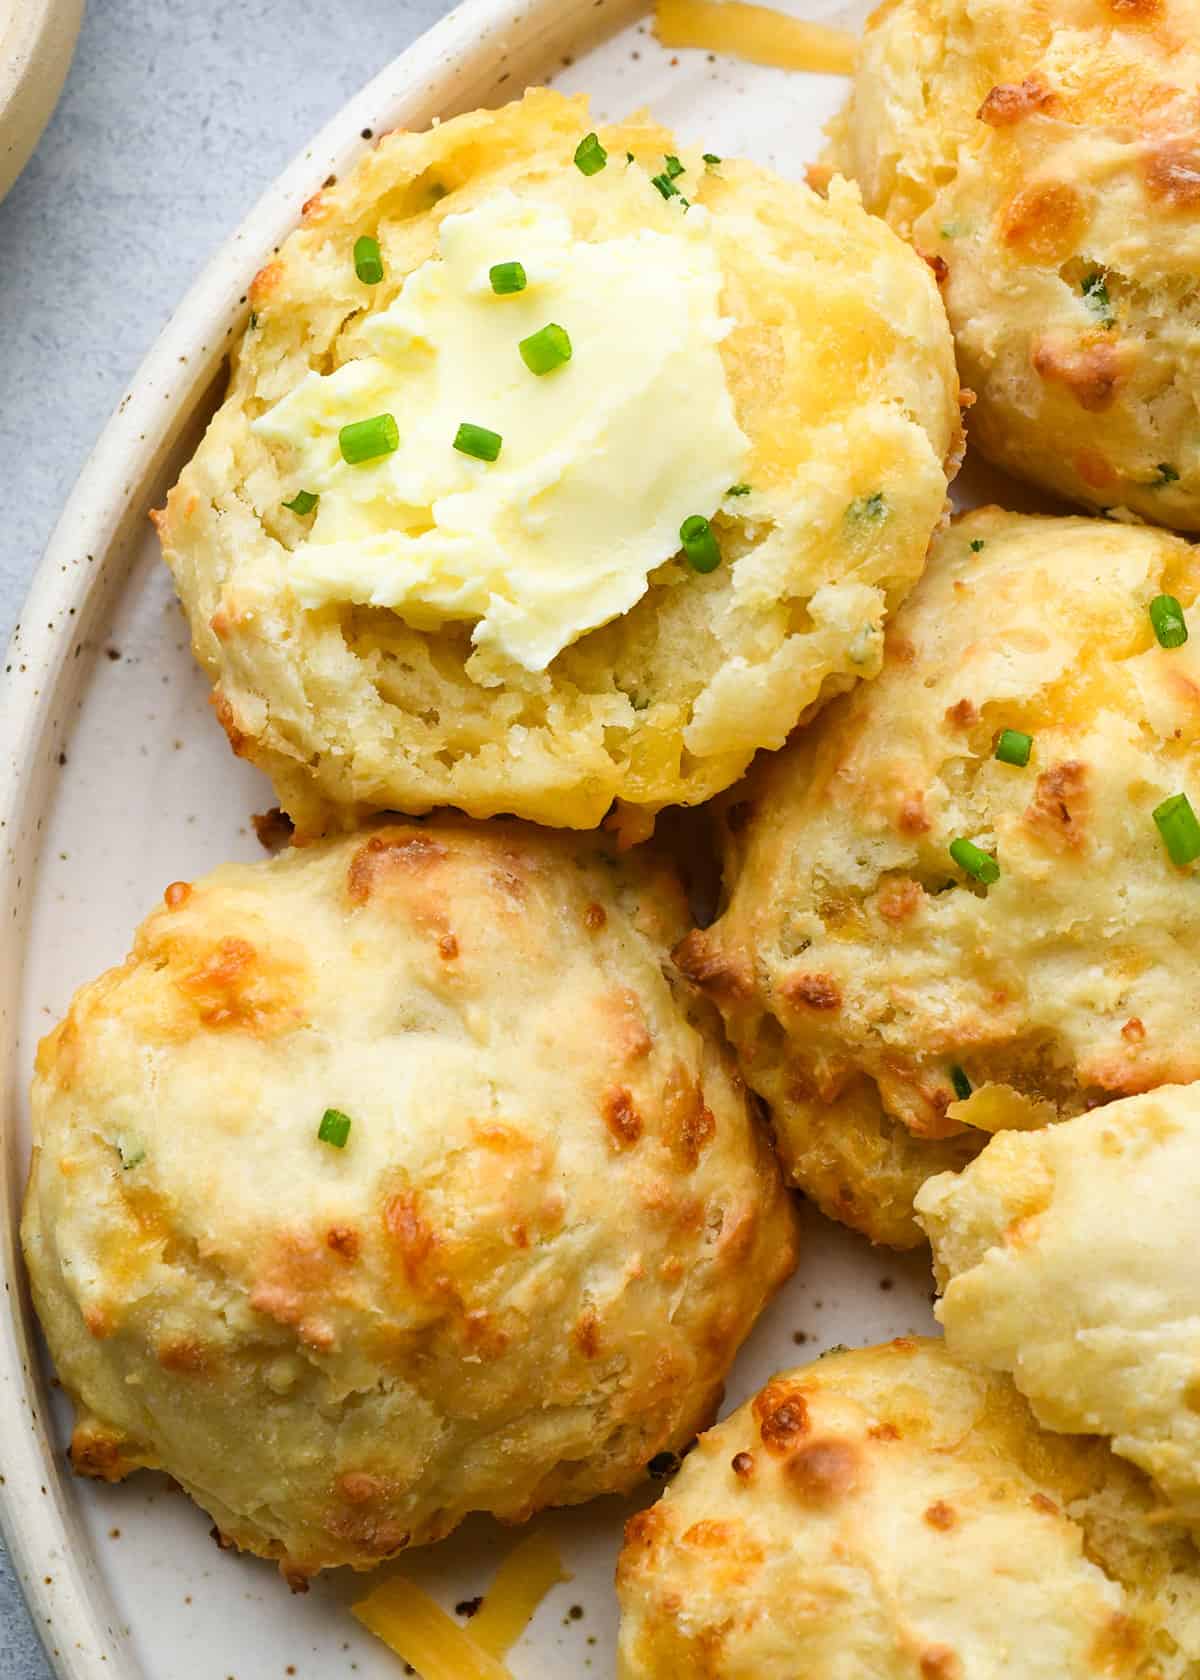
[253,184,748,673]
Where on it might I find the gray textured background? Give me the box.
[0,1,453,1669]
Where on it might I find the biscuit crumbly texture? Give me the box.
[21,820,798,1581]
[919,1083,1200,1534]
[680,509,1200,1246]
[156,88,960,833]
[826,0,1200,528]
[616,1339,1200,1679]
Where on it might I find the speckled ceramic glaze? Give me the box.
[0,3,957,1675]
[0,0,84,204]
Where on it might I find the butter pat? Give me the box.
[253,186,748,673]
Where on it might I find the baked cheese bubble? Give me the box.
[825,0,1200,529]
[156,90,961,833]
[919,1083,1200,1534]
[20,819,798,1581]
[616,1340,1200,1680]
[679,508,1200,1248]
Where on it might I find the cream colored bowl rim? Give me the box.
[0,0,84,202]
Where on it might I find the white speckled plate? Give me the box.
[0,2,967,1674]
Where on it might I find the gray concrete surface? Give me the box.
[0,1,455,1670]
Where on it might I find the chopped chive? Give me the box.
[949,836,1000,885]
[848,491,888,522]
[651,172,680,200]
[680,513,721,573]
[703,152,722,166]
[282,490,319,516]
[994,728,1033,767]
[970,538,986,552]
[949,1065,972,1102]
[1153,792,1200,866]
[339,412,399,465]
[1155,462,1180,486]
[489,260,527,295]
[318,1108,352,1148]
[519,322,572,376]
[727,483,751,497]
[626,150,635,164]
[248,311,259,330]
[1081,269,1114,327]
[454,421,502,462]
[353,235,384,285]
[574,132,607,175]
[1150,594,1188,648]
[664,154,685,179]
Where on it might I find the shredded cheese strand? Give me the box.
[351,1533,570,1678]
[655,0,857,74]
[469,1534,573,1657]
[352,1575,514,1680]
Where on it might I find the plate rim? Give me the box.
[0,1,644,1673]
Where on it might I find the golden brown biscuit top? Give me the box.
[827,0,1200,526]
[850,0,1200,235]
[23,820,798,1571]
[616,1339,1200,1678]
[688,509,1200,1186]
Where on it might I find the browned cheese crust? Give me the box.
[22,819,798,1579]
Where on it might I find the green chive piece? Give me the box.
[995,728,1033,768]
[1156,462,1181,486]
[727,483,751,497]
[248,311,259,330]
[454,422,502,462]
[848,491,888,523]
[489,260,528,295]
[519,322,573,376]
[1081,269,1114,327]
[680,514,721,573]
[970,538,986,552]
[318,1108,352,1148]
[949,836,1000,885]
[1150,594,1188,648]
[574,132,607,175]
[282,490,319,516]
[339,413,399,465]
[651,172,680,200]
[626,151,635,164]
[664,154,685,179]
[703,152,722,166]
[949,1065,972,1102]
[1154,792,1200,866]
[117,1136,146,1171]
[354,234,384,285]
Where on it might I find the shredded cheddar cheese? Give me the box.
[469,1534,573,1657]
[655,0,857,74]
[351,1533,570,1678]
[352,1576,515,1679]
